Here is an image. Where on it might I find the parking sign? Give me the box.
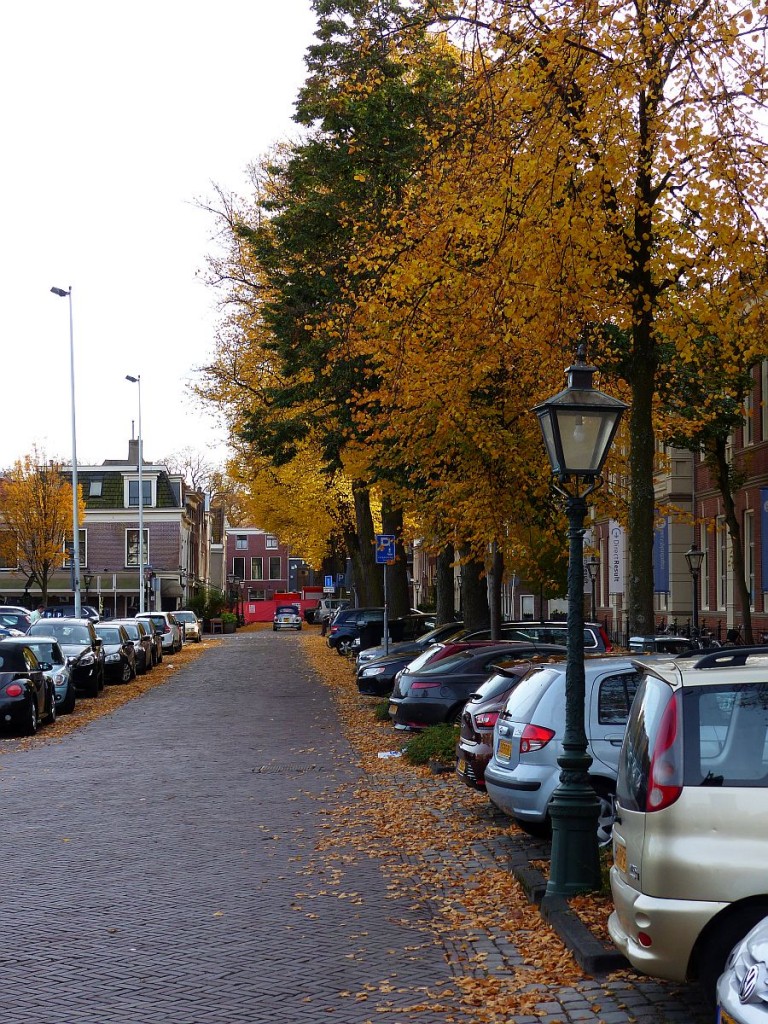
[375,534,396,564]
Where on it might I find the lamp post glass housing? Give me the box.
[534,354,627,897]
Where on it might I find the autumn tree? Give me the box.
[0,450,86,605]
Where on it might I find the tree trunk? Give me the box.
[381,498,409,618]
[626,348,657,636]
[352,483,382,606]
[488,542,503,640]
[460,551,490,631]
[710,439,753,643]
[435,545,456,624]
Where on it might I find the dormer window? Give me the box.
[89,478,103,497]
[124,476,155,508]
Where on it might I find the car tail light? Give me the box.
[647,691,683,811]
[4,683,23,697]
[411,681,440,693]
[475,711,499,728]
[520,724,556,753]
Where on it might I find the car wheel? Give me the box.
[61,686,76,715]
[46,687,57,724]
[25,699,38,736]
[697,906,768,1005]
[337,639,353,656]
[121,661,133,684]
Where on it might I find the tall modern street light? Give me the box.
[585,554,601,623]
[534,349,627,896]
[125,374,145,613]
[685,543,705,636]
[51,286,82,618]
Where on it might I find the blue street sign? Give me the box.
[324,575,334,588]
[375,534,396,564]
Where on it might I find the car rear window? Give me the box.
[0,649,31,671]
[500,666,561,721]
[470,667,531,703]
[682,683,768,786]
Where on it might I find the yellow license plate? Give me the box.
[614,842,627,874]
[498,738,512,759]
[388,704,398,716]
[719,1010,738,1024]
[456,758,466,775]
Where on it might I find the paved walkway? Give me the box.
[0,631,711,1023]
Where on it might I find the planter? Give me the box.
[222,620,237,634]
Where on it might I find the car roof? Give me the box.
[638,646,768,689]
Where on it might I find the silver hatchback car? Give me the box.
[484,656,643,843]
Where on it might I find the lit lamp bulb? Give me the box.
[573,416,585,444]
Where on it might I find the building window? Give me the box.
[700,526,709,611]
[248,588,266,601]
[89,478,103,497]
[128,479,152,507]
[232,557,246,581]
[251,557,263,581]
[717,517,727,610]
[269,556,282,580]
[744,509,755,608]
[265,535,278,549]
[235,535,248,550]
[762,360,768,442]
[744,387,754,445]
[63,529,87,568]
[520,595,535,620]
[126,529,149,567]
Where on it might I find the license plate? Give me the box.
[456,758,466,775]
[718,1009,738,1024]
[614,842,627,874]
[388,704,398,716]
[497,738,512,759]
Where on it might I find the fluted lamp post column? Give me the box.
[533,350,627,897]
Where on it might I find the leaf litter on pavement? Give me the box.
[296,630,637,1024]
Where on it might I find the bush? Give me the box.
[402,723,459,767]
[372,700,391,721]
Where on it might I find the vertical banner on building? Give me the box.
[761,489,768,589]
[653,517,670,593]
[608,521,625,595]
[583,529,593,593]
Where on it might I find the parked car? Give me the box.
[351,611,437,655]
[628,635,701,655]
[135,611,183,653]
[608,646,768,1001]
[356,622,467,696]
[41,604,100,623]
[484,656,643,843]
[456,662,538,790]
[307,597,349,626]
[28,617,105,697]
[388,642,567,731]
[717,915,768,1023]
[15,635,77,714]
[479,620,612,652]
[356,620,464,672]
[0,610,31,634]
[327,607,385,655]
[273,604,302,631]
[94,623,136,683]
[0,640,56,733]
[112,618,154,674]
[175,609,202,643]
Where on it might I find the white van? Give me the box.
[608,647,768,1001]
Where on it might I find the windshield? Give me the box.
[32,622,91,645]
[25,641,63,665]
[96,627,123,644]
[175,612,196,623]
[276,606,299,614]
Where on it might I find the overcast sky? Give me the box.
[0,0,317,473]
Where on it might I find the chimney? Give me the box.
[128,439,140,466]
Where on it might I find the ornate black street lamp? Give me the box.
[585,555,601,623]
[685,543,705,635]
[533,350,627,896]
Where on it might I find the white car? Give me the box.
[135,612,183,653]
[273,605,301,632]
[609,646,768,1002]
[717,916,768,1023]
[174,610,202,643]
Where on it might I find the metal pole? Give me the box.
[546,493,601,897]
[126,375,144,613]
[383,562,389,655]
[692,568,700,633]
[52,286,81,618]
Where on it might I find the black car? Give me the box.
[94,623,136,683]
[388,642,566,731]
[28,618,105,697]
[326,607,385,656]
[112,618,154,674]
[356,622,467,696]
[0,640,56,734]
